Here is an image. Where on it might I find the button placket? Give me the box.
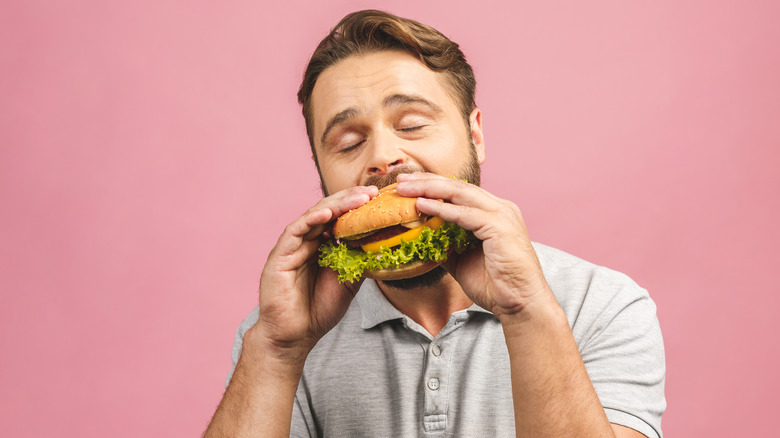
[423,342,447,432]
[421,311,469,433]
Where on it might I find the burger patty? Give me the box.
[343,225,411,249]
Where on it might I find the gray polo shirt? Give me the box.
[227,243,666,437]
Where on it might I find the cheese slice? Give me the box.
[361,216,445,253]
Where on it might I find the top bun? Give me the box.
[333,183,424,239]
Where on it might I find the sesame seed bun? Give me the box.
[332,183,425,239]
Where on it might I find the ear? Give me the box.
[469,108,486,164]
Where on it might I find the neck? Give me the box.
[376,274,473,337]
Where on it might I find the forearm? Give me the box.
[500,291,614,438]
[204,328,305,438]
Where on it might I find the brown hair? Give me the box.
[297,9,477,153]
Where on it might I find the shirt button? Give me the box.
[432,345,442,357]
[427,377,440,391]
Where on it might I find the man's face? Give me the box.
[310,50,485,195]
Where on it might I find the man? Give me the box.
[205,10,665,438]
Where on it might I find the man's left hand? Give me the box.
[395,172,551,319]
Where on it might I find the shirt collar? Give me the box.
[356,279,494,330]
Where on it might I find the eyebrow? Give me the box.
[319,93,444,147]
[383,93,444,114]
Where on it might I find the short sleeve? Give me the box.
[291,388,316,437]
[579,273,666,438]
[224,306,260,388]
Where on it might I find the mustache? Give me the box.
[364,165,426,189]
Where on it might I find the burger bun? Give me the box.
[333,183,423,239]
[365,258,444,281]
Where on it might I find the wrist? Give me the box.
[240,325,311,380]
[496,288,568,334]
[212,324,306,438]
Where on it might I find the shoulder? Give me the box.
[532,242,655,322]
[533,241,643,291]
[532,242,662,360]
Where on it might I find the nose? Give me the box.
[365,132,406,176]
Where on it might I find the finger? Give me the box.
[277,235,327,272]
[310,185,379,219]
[441,250,460,276]
[273,186,379,259]
[301,208,335,241]
[415,197,493,234]
[289,187,377,244]
[439,241,483,275]
[318,267,365,300]
[301,186,378,240]
[396,175,500,211]
[311,268,366,326]
[271,210,328,260]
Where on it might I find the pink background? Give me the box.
[2,0,778,436]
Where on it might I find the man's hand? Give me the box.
[252,185,379,364]
[395,172,549,318]
[396,172,617,438]
[204,185,378,438]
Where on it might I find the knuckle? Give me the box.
[306,200,326,214]
[455,178,471,188]
[340,185,369,198]
[495,204,515,220]
[449,203,469,221]
[455,203,470,215]
[501,201,522,217]
[283,221,299,236]
[492,202,524,232]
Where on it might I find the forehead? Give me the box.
[310,51,457,139]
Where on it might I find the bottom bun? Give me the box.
[365,259,444,281]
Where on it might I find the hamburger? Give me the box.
[318,183,475,283]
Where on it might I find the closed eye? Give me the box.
[398,126,425,132]
[341,140,365,153]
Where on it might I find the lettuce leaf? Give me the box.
[318,222,476,283]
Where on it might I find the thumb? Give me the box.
[441,250,460,278]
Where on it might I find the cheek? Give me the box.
[416,134,471,172]
[318,157,364,193]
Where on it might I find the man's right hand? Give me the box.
[247,185,379,369]
[204,185,378,438]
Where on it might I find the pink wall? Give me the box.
[2,0,778,436]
